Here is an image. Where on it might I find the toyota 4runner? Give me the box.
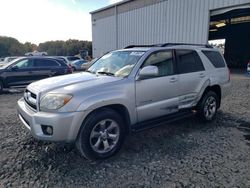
[17,43,231,160]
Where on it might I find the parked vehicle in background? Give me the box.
[0,57,72,92]
[66,56,81,64]
[17,43,230,160]
[0,58,4,62]
[0,57,19,65]
[81,58,97,71]
[25,51,47,56]
[71,59,88,71]
[58,56,80,65]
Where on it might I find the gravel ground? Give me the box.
[0,73,250,188]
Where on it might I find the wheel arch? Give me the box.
[80,104,131,135]
[201,85,222,108]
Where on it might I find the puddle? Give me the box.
[237,122,250,142]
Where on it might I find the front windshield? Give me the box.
[88,51,145,77]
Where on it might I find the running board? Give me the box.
[131,110,195,132]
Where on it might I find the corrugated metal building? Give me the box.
[91,0,250,68]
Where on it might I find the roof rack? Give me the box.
[124,43,213,49]
[124,44,162,49]
[161,43,213,48]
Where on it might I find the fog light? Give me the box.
[41,125,53,135]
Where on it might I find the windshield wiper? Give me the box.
[97,71,115,76]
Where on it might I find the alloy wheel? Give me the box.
[204,96,217,120]
[89,119,120,154]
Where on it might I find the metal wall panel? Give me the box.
[92,15,116,57]
[92,0,250,57]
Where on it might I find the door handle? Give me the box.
[170,77,177,83]
[199,73,205,78]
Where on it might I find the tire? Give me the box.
[76,108,126,160]
[0,81,3,92]
[197,91,219,122]
[72,67,76,72]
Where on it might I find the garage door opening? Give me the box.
[209,39,225,54]
[209,6,250,69]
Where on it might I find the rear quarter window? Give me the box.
[202,50,226,68]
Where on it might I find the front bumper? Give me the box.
[17,98,86,143]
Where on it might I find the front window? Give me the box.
[142,51,174,77]
[88,51,145,77]
[15,59,34,69]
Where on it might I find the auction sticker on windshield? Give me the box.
[130,52,145,56]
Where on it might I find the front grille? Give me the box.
[24,89,37,110]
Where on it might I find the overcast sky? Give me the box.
[0,0,123,44]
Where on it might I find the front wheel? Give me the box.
[76,108,126,160]
[197,91,219,122]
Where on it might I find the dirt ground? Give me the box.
[0,73,250,188]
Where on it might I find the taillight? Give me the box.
[67,64,73,73]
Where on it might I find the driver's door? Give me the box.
[135,50,180,122]
[5,58,34,86]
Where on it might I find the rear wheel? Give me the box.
[76,108,126,160]
[197,91,219,122]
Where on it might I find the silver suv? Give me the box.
[17,44,230,160]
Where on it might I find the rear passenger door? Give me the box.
[176,49,207,109]
[33,59,62,80]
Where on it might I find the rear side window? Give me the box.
[34,59,60,67]
[202,50,226,68]
[176,50,204,74]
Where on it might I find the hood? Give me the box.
[28,72,123,93]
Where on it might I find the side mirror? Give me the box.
[138,66,159,79]
[11,66,18,71]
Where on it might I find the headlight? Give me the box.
[40,93,72,111]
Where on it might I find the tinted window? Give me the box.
[15,59,34,69]
[202,50,226,68]
[34,59,59,67]
[143,51,174,77]
[176,50,204,74]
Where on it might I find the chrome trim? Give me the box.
[18,114,31,130]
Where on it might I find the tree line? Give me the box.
[0,36,92,57]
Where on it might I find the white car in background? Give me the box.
[25,51,47,56]
[0,57,20,65]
